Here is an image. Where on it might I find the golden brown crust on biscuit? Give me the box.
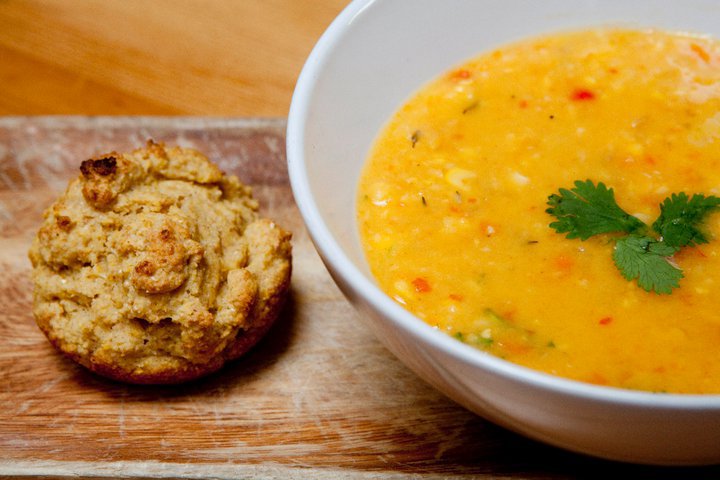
[29,141,292,384]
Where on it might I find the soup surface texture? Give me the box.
[357,29,720,394]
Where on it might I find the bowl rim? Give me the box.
[286,0,720,408]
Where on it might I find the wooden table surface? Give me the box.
[0,0,347,116]
[2,3,720,479]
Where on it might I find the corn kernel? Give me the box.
[370,233,394,250]
[510,171,530,186]
[445,167,476,190]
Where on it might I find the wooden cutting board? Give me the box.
[0,117,714,479]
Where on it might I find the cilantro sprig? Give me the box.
[546,180,720,294]
[653,193,720,248]
[547,180,646,239]
[612,235,682,294]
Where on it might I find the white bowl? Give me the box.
[287,0,720,465]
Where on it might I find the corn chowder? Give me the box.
[357,29,720,393]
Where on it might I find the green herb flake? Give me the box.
[410,130,421,148]
[462,101,479,114]
[476,336,494,347]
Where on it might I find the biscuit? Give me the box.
[28,141,292,384]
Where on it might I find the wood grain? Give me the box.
[2,117,720,478]
[0,1,347,116]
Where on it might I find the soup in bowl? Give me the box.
[287,0,720,465]
[358,27,720,395]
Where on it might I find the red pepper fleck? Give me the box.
[518,99,529,108]
[675,246,707,261]
[691,43,711,63]
[554,255,574,273]
[412,277,432,293]
[588,372,608,385]
[449,293,464,301]
[599,316,613,326]
[450,69,471,80]
[571,88,596,101]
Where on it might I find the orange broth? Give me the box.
[357,29,720,393]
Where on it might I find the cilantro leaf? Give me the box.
[612,235,683,295]
[652,192,720,248]
[546,179,646,240]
